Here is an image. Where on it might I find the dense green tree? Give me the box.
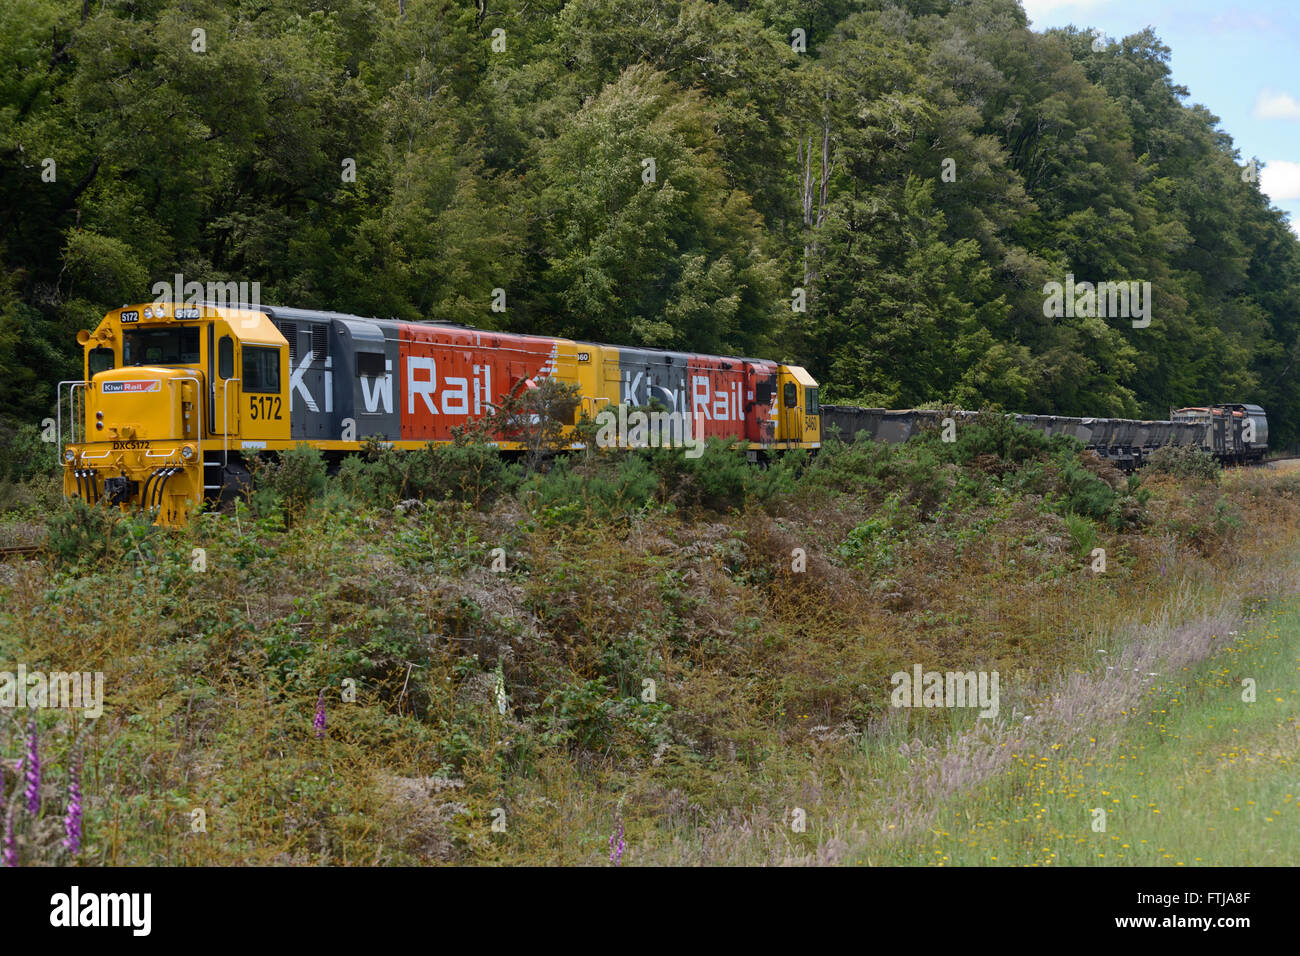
[530,63,779,353]
[2,0,1298,443]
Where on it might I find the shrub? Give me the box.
[251,444,328,525]
[334,454,380,505]
[1051,453,1148,531]
[0,473,62,513]
[1146,444,1220,482]
[931,411,1054,466]
[837,493,913,570]
[456,377,581,470]
[645,439,752,512]
[518,452,659,523]
[0,418,56,483]
[805,435,954,515]
[45,498,163,569]
[1054,454,1117,522]
[1061,512,1099,560]
[336,441,519,509]
[535,677,616,751]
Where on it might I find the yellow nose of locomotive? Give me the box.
[91,369,196,442]
[64,365,204,524]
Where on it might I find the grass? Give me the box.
[855,601,1299,866]
[1,431,1298,865]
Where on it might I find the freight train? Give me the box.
[58,301,1267,526]
[821,403,1269,470]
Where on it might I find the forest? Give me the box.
[3,0,1299,441]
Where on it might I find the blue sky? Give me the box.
[1020,0,1300,237]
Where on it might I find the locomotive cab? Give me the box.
[776,365,820,448]
[62,303,289,523]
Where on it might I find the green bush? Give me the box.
[535,677,615,751]
[45,498,163,570]
[1146,444,1220,482]
[837,493,914,570]
[1051,454,1148,531]
[0,418,56,483]
[251,443,328,525]
[931,411,1055,466]
[749,449,806,504]
[647,439,752,511]
[518,452,659,523]
[804,433,891,496]
[406,441,519,506]
[336,441,519,509]
[1061,512,1099,560]
[807,435,953,515]
[0,473,63,514]
[1054,454,1117,523]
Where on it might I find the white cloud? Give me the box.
[1261,160,1300,201]
[1254,89,1300,120]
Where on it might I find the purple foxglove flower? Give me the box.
[24,718,40,815]
[314,691,326,739]
[609,819,625,865]
[63,752,83,856]
[1,808,15,867]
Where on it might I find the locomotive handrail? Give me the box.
[221,378,241,466]
[168,375,203,456]
[56,380,90,471]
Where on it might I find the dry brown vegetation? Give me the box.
[2,426,1298,865]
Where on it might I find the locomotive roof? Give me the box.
[207,303,780,368]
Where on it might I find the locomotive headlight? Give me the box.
[181,444,195,460]
[64,449,75,463]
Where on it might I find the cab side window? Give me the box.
[218,336,234,379]
[88,347,114,376]
[805,387,819,415]
[243,345,281,394]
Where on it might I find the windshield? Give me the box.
[123,327,201,366]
